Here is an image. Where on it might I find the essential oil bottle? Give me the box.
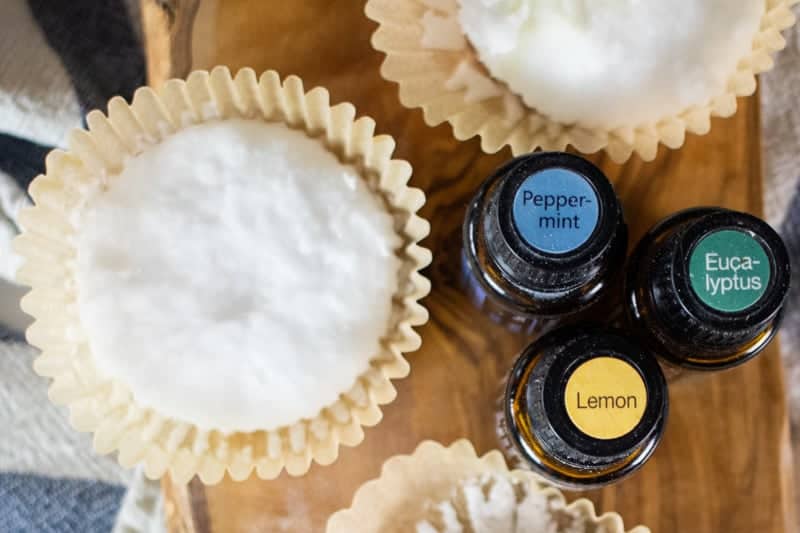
[462,152,627,332]
[499,327,668,489]
[625,207,791,371]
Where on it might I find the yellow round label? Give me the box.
[564,357,647,440]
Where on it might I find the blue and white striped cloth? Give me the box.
[1,2,800,532]
[0,1,163,531]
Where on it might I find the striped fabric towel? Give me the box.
[762,7,800,490]
[1,2,800,533]
[0,1,164,531]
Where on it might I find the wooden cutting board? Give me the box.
[140,1,797,531]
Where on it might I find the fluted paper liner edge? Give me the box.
[13,67,432,485]
[366,0,799,163]
[326,439,650,533]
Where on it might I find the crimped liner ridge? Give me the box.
[327,439,649,533]
[366,0,799,163]
[15,66,432,485]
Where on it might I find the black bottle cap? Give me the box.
[649,208,790,350]
[505,328,667,484]
[481,153,627,310]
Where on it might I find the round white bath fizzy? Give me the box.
[457,0,764,128]
[74,119,401,433]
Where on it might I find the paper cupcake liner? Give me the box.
[366,0,799,163]
[14,66,432,484]
[326,440,649,533]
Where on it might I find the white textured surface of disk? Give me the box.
[457,0,764,128]
[74,119,401,433]
[415,474,560,533]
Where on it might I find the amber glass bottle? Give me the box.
[462,152,627,332]
[499,327,668,489]
[625,207,790,371]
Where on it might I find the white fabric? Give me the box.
[762,9,800,229]
[761,9,800,419]
[112,468,166,533]
[0,168,30,282]
[0,1,165,531]
[0,340,129,484]
[0,0,82,147]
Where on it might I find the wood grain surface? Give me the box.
[143,1,798,531]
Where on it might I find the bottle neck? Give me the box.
[504,328,667,488]
[476,153,627,313]
[633,208,790,369]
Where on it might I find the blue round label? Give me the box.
[512,168,600,254]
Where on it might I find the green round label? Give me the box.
[688,230,771,313]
